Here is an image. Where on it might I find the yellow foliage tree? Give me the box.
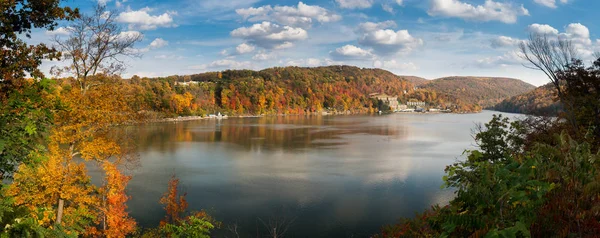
[170,92,194,114]
[8,75,140,235]
[7,143,99,235]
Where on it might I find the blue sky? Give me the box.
[35,0,600,86]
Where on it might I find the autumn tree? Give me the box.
[0,0,78,179]
[6,143,99,235]
[0,0,78,83]
[102,161,137,237]
[7,3,143,235]
[160,176,188,226]
[146,175,216,238]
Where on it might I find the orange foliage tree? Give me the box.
[102,161,137,237]
[160,175,188,226]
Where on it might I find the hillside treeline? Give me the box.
[494,83,562,116]
[125,66,485,116]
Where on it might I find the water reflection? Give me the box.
[123,111,518,237]
[133,115,407,153]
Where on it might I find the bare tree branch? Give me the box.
[52,4,142,93]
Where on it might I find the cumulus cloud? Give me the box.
[528,23,559,35]
[284,58,343,67]
[116,7,176,30]
[533,0,569,8]
[358,29,423,55]
[335,0,374,9]
[253,52,274,61]
[330,45,374,60]
[236,2,341,29]
[155,54,184,60]
[189,59,254,71]
[98,0,111,6]
[235,43,255,54]
[230,21,308,49]
[562,23,593,57]
[382,4,394,14]
[285,58,324,67]
[356,21,397,33]
[149,38,168,49]
[428,0,529,24]
[476,51,524,67]
[114,31,143,41]
[491,36,525,48]
[46,27,72,36]
[396,0,404,5]
[373,60,418,71]
[526,23,593,57]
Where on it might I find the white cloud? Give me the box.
[98,0,111,6]
[396,0,404,5]
[330,45,374,60]
[356,21,397,33]
[235,43,255,54]
[382,4,394,14]
[231,21,308,49]
[45,27,72,36]
[236,2,341,29]
[149,38,168,49]
[491,36,525,48]
[527,23,559,35]
[526,23,593,57]
[197,0,261,12]
[285,58,324,67]
[115,0,126,8]
[116,8,176,30]
[476,51,524,68]
[373,60,418,71]
[562,23,593,57]
[358,29,423,55]
[533,0,569,8]
[114,30,143,41]
[155,54,184,60]
[335,0,374,9]
[428,0,529,24]
[253,52,274,61]
[189,59,254,71]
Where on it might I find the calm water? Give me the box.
[115,110,521,237]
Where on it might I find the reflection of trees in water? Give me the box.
[132,116,407,153]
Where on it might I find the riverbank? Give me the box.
[149,109,481,124]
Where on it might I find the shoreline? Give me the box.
[149,110,482,123]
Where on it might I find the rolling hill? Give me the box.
[494,83,561,115]
[418,76,537,109]
[398,76,429,86]
[131,66,535,115]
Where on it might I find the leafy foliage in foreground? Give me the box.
[377,115,600,237]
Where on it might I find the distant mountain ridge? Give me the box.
[136,65,535,115]
[417,76,537,108]
[398,76,429,86]
[494,83,562,115]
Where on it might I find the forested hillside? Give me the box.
[494,83,561,115]
[398,76,429,86]
[125,66,490,116]
[419,76,536,108]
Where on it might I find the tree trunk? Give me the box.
[56,198,64,225]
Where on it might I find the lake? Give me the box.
[114,110,522,237]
